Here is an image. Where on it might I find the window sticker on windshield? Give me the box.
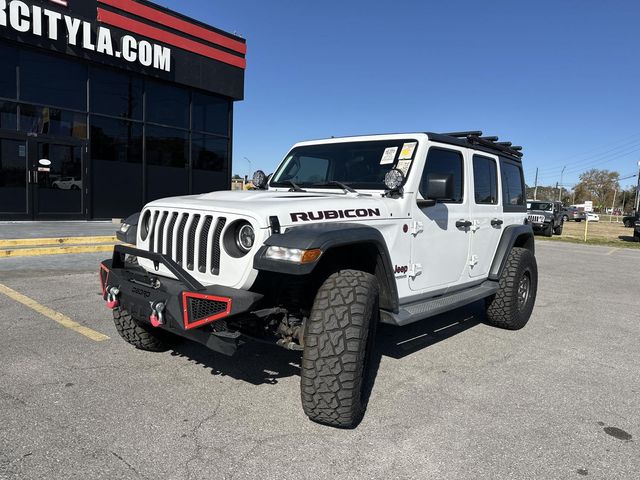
[396,159,412,176]
[380,147,398,165]
[399,142,417,160]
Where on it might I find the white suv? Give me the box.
[101,131,537,428]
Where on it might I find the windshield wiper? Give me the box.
[286,180,306,192]
[311,181,358,194]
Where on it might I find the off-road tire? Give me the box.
[543,223,553,237]
[301,270,378,428]
[562,215,568,222]
[624,219,633,228]
[553,223,563,235]
[113,307,176,352]
[485,247,537,330]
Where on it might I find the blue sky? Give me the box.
[157,0,640,190]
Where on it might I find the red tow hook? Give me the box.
[149,302,165,328]
[106,286,120,309]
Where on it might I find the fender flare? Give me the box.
[488,224,535,281]
[253,223,399,312]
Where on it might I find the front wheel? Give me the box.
[301,270,379,428]
[113,307,177,352]
[485,247,538,330]
[544,223,553,237]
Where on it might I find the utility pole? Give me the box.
[558,166,566,202]
[533,168,539,200]
[635,161,640,213]
[609,189,617,222]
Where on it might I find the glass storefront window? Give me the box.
[146,125,188,201]
[192,134,228,194]
[192,92,229,135]
[91,116,143,218]
[90,68,143,120]
[0,44,17,100]
[146,81,189,128]
[20,105,87,139]
[20,51,87,111]
[0,102,17,131]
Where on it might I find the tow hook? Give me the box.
[106,286,120,309]
[149,301,166,328]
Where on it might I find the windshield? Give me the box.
[530,202,553,211]
[270,139,419,190]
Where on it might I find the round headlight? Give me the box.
[236,223,255,252]
[139,210,151,240]
[384,168,405,191]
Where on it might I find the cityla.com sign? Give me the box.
[0,0,171,72]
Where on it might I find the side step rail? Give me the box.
[380,281,499,326]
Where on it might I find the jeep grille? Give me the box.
[147,210,227,276]
[527,214,546,224]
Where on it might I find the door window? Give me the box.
[420,147,464,203]
[473,155,498,204]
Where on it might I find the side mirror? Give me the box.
[418,173,453,207]
[252,170,268,190]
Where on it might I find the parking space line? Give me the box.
[0,283,110,342]
[606,248,620,256]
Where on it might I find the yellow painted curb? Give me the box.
[0,283,110,342]
[0,244,116,258]
[0,236,117,248]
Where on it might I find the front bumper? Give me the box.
[100,245,263,355]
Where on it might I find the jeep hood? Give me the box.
[145,190,392,228]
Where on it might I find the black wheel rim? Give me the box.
[517,273,531,311]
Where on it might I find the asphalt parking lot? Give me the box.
[0,241,638,480]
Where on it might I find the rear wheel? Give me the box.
[562,215,568,222]
[301,269,378,428]
[554,223,564,235]
[485,247,538,330]
[113,307,176,352]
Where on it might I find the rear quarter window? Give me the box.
[500,159,525,212]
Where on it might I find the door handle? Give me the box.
[491,219,504,227]
[456,220,472,229]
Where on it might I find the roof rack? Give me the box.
[442,131,483,138]
[439,131,523,158]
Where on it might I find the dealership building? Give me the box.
[0,0,245,220]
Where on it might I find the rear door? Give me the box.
[468,153,503,278]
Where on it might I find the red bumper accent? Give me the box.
[182,291,232,330]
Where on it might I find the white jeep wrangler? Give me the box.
[101,131,537,428]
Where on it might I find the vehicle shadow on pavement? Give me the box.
[169,340,302,386]
[618,235,639,243]
[166,302,484,387]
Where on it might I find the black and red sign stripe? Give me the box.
[96,0,246,70]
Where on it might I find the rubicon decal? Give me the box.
[0,0,171,72]
[290,208,381,222]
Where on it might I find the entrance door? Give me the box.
[0,134,87,220]
[0,136,29,219]
[32,141,85,219]
[410,145,471,293]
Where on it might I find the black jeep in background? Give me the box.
[527,201,565,237]
[623,211,639,228]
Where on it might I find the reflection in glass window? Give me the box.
[90,68,143,120]
[192,134,228,194]
[420,148,464,202]
[473,155,498,204]
[91,116,143,218]
[20,105,87,138]
[0,44,17,99]
[20,51,87,111]
[146,125,188,201]
[501,161,525,206]
[146,81,189,128]
[0,102,17,130]
[192,92,229,135]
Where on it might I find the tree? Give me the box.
[574,169,620,211]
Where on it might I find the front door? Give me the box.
[410,145,471,293]
[0,134,87,220]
